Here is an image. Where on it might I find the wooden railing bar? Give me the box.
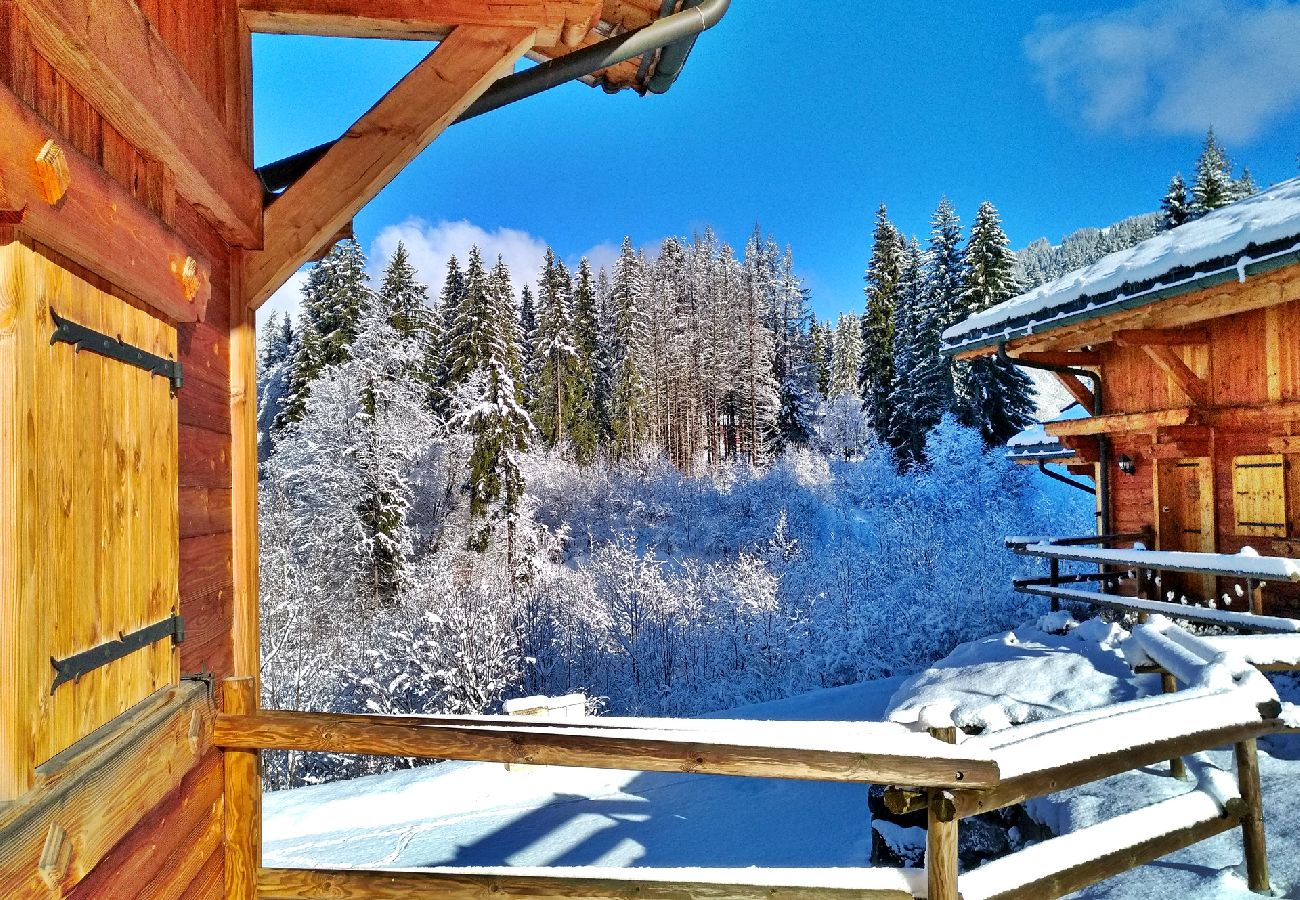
[214,710,1000,788]
[1016,584,1300,633]
[255,866,926,900]
[1012,544,1300,582]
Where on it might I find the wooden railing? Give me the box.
[1009,536,1300,632]
[217,627,1283,900]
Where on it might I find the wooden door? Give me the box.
[1155,457,1216,601]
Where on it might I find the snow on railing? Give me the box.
[1017,542,1300,581]
[217,620,1282,900]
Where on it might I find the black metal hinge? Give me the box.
[50,614,185,694]
[50,309,183,393]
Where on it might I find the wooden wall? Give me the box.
[1092,283,1300,614]
[2,1,250,896]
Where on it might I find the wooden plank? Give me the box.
[1046,407,1193,438]
[256,867,923,900]
[223,678,259,900]
[14,0,262,247]
[240,0,601,48]
[1142,345,1209,406]
[244,25,536,309]
[214,709,1001,788]
[0,82,209,322]
[0,241,36,801]
[1236,739,1270,893]
[0,683,213,899]
[230,290,260,681]
[1054,372,1095,411]
[1014,350,1101,367]
[1114,327,1210,347]
[952,719,1276,820]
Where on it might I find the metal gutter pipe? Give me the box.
[1037,461,1097,496]
[999,343,1112,536]
[257,0,731,195]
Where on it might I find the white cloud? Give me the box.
[259,269,309,326]
[370,218,552,299]
[1026,0,1300,142]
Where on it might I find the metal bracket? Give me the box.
[50,614,185,694]
[50,309,183,392]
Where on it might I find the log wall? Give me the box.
[1,1,250,896]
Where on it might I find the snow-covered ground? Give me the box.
[263,620,1300,899]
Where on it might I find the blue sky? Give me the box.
[254,0,1300,321]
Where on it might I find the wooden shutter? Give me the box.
[1232,454,1287,538]
[0,241,179,800]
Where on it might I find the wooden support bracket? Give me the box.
[1054,372,1096,412]
[33,140,70,205]
[244,24,536,309]
[1142,345,1209,406]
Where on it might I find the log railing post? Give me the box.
[1159,672,1188,780]
[224,677,261,900]
[1235,738,1270,894]
[1049,557,1061,613]
[926,726,959,900]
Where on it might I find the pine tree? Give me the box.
[888,237,945,466]
[276,239,372,428]
[809,314,831,399]
[954,201,1036,446]
[860,205,904,443]
[1191,128,1235,216]
[449,248,532,553]
[828,313,863,398]
[1232,167,1258,201]
[1162,173,1191,230]
[531,249,578,448]
[377,242,435,389]
[256,311,295,454]
[568,258,603,464]
[608,238,649,458]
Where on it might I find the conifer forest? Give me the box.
[257,131,1254,786]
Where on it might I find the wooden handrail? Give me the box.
[1016,584,1300,633]
[214,709,1000,788]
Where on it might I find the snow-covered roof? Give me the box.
[944,177,1300,354]
[1006,402,1088,462]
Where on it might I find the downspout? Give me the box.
[1037,461,1096,495]
[999,344,1112,536]
[257,0,731,195]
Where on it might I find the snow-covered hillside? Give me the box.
[263,618,1300,899]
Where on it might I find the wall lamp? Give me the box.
[1117,454,1137,476]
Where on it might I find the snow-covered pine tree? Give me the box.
[860,205,904,443]
[954,201,1036,446]
[1232,167,1258,201]
[809,314,831,399]
[736,239,781,463]
[828,312,863,399]
[768,244,817,449]
[888,237,943,466]
[275,238,372,427]
[608,238,649,459]
[517,283,539,405]
[377,242,435,388]
[1162,173,1191,230]
[531,249,579,449]
[448,247,532,553]
[348,276,432,605]
[429,254,468,412]
[256,311,295,456]
[568,258,603,464]
[1191,128,1236,217]
[595,266,615,445]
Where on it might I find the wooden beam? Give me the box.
[257,867,923,900]
[1054,372,1096,411]
[1046,407,1193,438]
[1015,350,1101,367]
[1142,345,1209,406]
[229,274,260,680]
[0,83,210,322]
[243,25,536,309]
[0,684,212,899]
[1113,327,1210,347]
[241,0,600,47]
[223,679,259,900]
[214,710,1001,788]
[13,0,262,248]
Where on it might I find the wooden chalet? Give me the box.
[945,179,1300,616]
[0,2,731,897]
